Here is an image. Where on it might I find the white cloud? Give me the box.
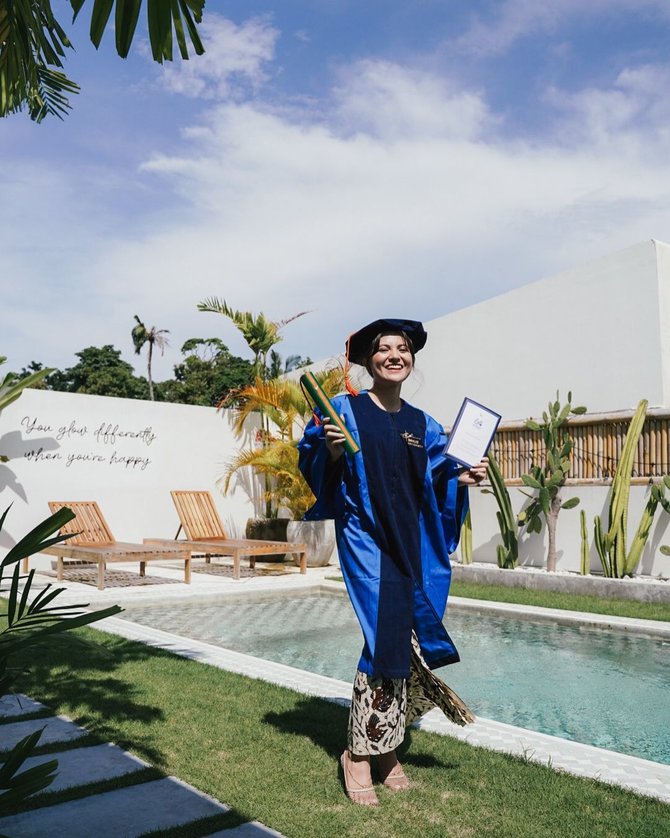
[84,57,670,374]
[5,30,670,380]
[544,63,670,150]
[159,14,279,99]
[332,60,492,140]
[454,0,670,57]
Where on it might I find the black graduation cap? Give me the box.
[345,318,428,366]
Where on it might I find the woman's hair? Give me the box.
[364,330,416,374]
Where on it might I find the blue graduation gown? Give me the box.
[298,391,468,679]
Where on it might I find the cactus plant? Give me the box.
[580,509,590,575]
[517,391,586,571]
[460,509,473,564]
[593,400,670,577]
[482,454,518,569]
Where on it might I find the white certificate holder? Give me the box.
[445,397,501,468]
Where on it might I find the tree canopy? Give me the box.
[13,338,256,406]
[158,338,254,407]
[47,345,149,399]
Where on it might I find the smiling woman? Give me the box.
[298,317,489,806]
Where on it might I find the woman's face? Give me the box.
[368,333,414,386]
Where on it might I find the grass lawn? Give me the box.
[449,580,670,622]
[7,624,669,838]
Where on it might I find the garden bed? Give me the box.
[453,562,670,603]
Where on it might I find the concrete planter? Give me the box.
[286,520,337,567]
[245,517,290,562]
[452,562,670,603]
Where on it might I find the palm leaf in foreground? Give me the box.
[0,505,123,811]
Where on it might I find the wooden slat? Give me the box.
[48,501,115,545]
[486,412,670,483]
[171,490,228,540]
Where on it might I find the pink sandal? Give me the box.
[340,752,379,806]
[379,758,410,791]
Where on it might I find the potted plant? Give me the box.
[221,369,344,566]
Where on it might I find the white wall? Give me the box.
[465,483,670,578]
[418,239,667,426]
[656,241,670,408]
[0,389,261,569]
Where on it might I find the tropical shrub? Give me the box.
[482,455,519,569]
[516,391,586,571]
[222,368,345,520]
[0,506,122,812]
[591,400,670,577]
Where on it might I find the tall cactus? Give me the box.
[460,509,473,564]
[623,478,670,576]
[593,400,670,577]
[580,509,590,575]
[482,454,518,569]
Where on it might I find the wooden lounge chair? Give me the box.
[22,501,192,590]
[143,490,308,579]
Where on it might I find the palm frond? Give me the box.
[225,377,307,438]
[0,0,78,120]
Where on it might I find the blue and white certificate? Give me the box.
[445,398,501,468]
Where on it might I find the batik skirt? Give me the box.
[348,633,475,756]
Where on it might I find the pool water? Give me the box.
[119,593,670,765]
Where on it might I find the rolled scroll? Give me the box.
[300,371,360,455]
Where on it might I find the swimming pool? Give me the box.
[118,592,670,765]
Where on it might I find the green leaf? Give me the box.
[561,497,580,510]
[3,507,75,567]
[660,546,670,556]
[0,605,123,657]
[557,403,571,424]
[572,406,588,415]
[148,0,173,62]
[525,420,541,432]
[521,475,542,490]
[115,0,142,58]
[88,0,115,48]
[539,487,551,515]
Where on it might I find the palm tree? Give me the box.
[197,298,309,380]
[198,298,309,516]
[131,315,170,401]
[1,0,205,122]
[222,367,345,520]
[268,350,309,380]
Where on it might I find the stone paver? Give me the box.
[0,693,46,718]
[206,822,285,836]
[0,715,88,752]
[0,776,230,838]
[21,743,150,793]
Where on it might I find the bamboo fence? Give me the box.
[488,408,670,485]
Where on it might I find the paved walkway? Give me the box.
[0,693,285,837]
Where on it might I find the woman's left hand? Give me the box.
[457,457,489,485]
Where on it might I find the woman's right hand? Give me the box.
[323,417,346,461]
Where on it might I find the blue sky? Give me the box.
[3,0,670,380]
